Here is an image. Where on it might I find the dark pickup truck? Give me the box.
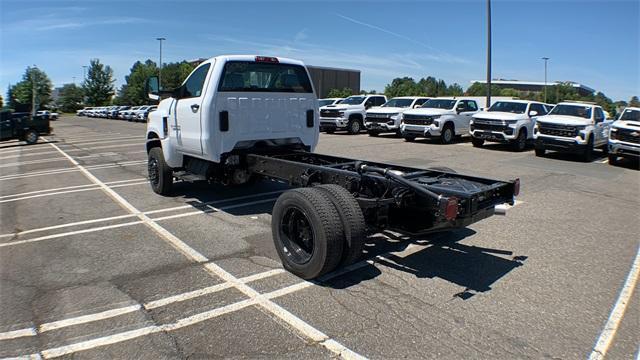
[0,111,52,145]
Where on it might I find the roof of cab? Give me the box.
[204,55,306,67]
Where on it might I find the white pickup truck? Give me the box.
[364,96,429,137]
[318,98,343,107]
[470,100,550,151]
[533,101,611,161]
[319,94,387,134]
[400,97,481,144]
[608,107,640,165]
[143,54,519,279]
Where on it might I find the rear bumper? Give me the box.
[535,137,585,154]
[609,141,640,159]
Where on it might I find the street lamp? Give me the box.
[82,66,88,83]
[542,57,550,103]
[31,64,38,116]
[156,37,166,90]
[486,0,492,108]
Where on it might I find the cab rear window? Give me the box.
[218,61,313,93]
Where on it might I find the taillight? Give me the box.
[513,178,520,196]
[443,197,458,221]
[255,56,279,63]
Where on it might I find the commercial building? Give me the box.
[307,65,361,98]
[470,79,595,96]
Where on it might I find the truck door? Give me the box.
[593,107,607,145]
[456,100,477,133]
[173,63,211,155]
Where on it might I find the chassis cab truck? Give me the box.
[145,55,520,279]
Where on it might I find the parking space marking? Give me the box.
[0,269,285,342]
[60,136,142,146]
[63,142,143,152]
[589,245,640,360]
[0,190,285,240]
[75,150,146,159]
[0,179,147,203]
[0,157,68,168]
[52,133,123,141]
[0,161,146,181]
[0,150,59,160]
[43,140,363,359]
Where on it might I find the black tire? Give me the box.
[24,129,39,145]
[440,123,454,144]
[315,184,366,266]
[347,118,362,134]
[368,131,379,137]
[471,137,484,148]
[608,154,618,166]
[601,144,609,155]
[535,147,546,157]
[272,188,344,279]
[512,129,527,152]
[404,136,416,142]
[325,129,335,134]
[582,137,594,162]
[148,147,173,195]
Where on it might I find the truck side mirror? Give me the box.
[456,105,464,114]
[529,110,538,117]
[146,76,160,101]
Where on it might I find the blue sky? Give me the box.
[1,0,638,101]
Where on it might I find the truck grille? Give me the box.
[403,114,434,125]
[320,109,341,118]
[366,114,391,123]
[472,120,508,132]
[538,123,578,138]
[612,128,640,144]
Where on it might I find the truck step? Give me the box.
[173,171,206,182]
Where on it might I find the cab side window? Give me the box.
[182,64,211,98]
[594,108,605,123]
[530,103,546,116]
[375,97,386,106]
[414,98,428,107]
[466,100,478,112]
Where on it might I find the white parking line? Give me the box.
[0,150,59,160]
[0,269,285,341]
[64,142,143,152]
[52,133,123,141]
[0,161,147,181]
[61,136,142,146]
[0,157,68,168]
[588,245,640,360]
[0,179,146,203]
[43,140,362,359]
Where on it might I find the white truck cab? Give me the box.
[145,55,318,182]
[400,97,480,144]
[533,101,611,161]
[319,94,387,134]
[470,100,550,151]
[364,96,430,137]
[608,107,640,165]
[318,98,343,107]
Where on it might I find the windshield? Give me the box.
[488,101,527,114]
[421,99,456,109]
[340,96,365,105]
[318,99,336,107]
[549,104,592,119]
[218,61,313,93]
[383,98,414,108]
[619,109,640,121]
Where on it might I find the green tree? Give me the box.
[384,77,420,97]
[58,84,85,112]
[447,83,464,96]
[121,60,158,105]
[0,94,3,109]
[327,87,354,98]
[629,96,640,107]
[160,61,196,90]
[465,82,502,97]
[83,59,115,106]
[10,66,53,112]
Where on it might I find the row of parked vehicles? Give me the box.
[76,105,157,122]
[319,94,639,165]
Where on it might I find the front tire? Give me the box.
[148,147,173,195]
[582,137,594,162]
[24,129,39,145]
[512,129,527,152]
[272,188,344,279]
[608,154,618,166]
[368,131,379,137]
[471,137,484,148]
[440,124,454,144]
[535,147,546,157]
[404,136,416,142]
[347,118,362,134]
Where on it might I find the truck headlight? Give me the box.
[389,113,401,121]
[610,128,618,140]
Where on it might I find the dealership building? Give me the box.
[306,65,361,98]
[470,79,595,96]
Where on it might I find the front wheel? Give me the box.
[582,137,594,162]
[608,154,618,166]
[324,129,335,134]
[24,129,39,145]
[535,147,546,157]
[440,124,454,144]
[148,147,173,195]
[512,129,527,152]
[471,137,484,148]
[347,118,362,134]
[272,188,344,279]
[404,136,416,142]
[368,131,379,137]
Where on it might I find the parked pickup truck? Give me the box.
[144,55,519,279]
[364,96,430,137]
[400,97,481,144]
[608,107,640,165]
[0,111,51,144]
[470,100,550,151]
[533,101,611,161]
[318,98,343,107]
[319,94,387,134]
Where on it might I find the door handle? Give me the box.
[190,104,200,112]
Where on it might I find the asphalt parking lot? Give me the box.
[1,115,638,359]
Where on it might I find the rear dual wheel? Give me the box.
[271,186,366,279]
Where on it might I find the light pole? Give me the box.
[156,37,166,90]
[542,57,550,103]
[31,65,38,116]
[486,0,492,108]
[82,66,88,83]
